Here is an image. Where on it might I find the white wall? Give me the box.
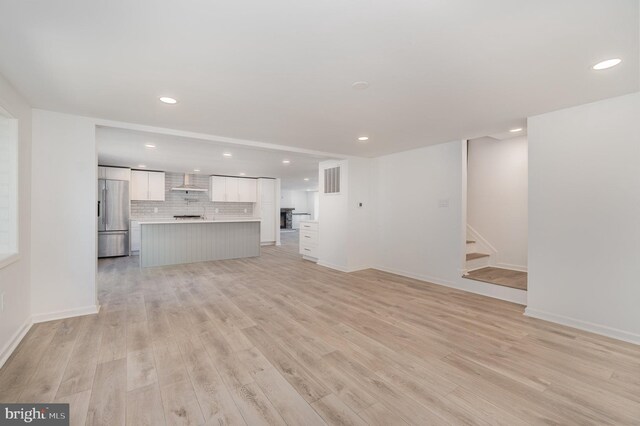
[526,92,640,344]
[317,160,349,270]
[280,189,309,212]
[468,136,528,270]
[373,140,527,304]
[31,110,98,321]
[0,74,32,367]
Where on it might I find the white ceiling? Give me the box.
[96,127,333,191]
[1,0,638,156]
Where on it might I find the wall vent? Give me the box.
[323,166,341,194]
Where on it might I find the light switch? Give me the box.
[438,198,449,208]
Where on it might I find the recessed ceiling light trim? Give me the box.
[138,164,146,168]
[358,136,369,141]
[352,81,370,90]
[159,96,178,104]
[193,169,200,172]
[592,58,622,70]
[304,178,310,181]
[509,128,523,133]
[282,159,291,164]
[223,152,232,157]
[144,143,156,148]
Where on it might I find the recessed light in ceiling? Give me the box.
[159,97,178,104]
[509,128,523,133]
[358,136,369,141]
[304,178,310,181]
[223,153,232,157]
[138,164,146,168]
[282,160,291,164]
[352,81,370,90]
[592,58,622,70]
[193,169,200,172]
[239,172,246,176]
[144,144,156,148]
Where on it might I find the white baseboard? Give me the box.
[373,265,527,305]
[524,308,640,346]
[317,261,370,273]
[31,304,100,324]
[495,262,528,272]
[0,318,33,369]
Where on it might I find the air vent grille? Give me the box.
[323,166,341,194]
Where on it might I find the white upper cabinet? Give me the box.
[147,172,165,200]
[210,176,227,202]
[209,176,257,202]
[99,166,130,181]
[260,178,275,203]
[238,178,257,202]
[131,170,165,201]
[226,177,239,202]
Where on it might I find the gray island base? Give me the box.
[140,219,260,267]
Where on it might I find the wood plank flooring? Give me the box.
[1,231,639,425]
[464,267,528,290]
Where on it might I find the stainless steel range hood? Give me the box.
[171,174,207,192]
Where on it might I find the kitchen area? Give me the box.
[95,125,332,269]
[97,166,279,267]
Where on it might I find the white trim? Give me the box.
[495,262,528,272]
[0,253,20,270]
[524,308,640,346]
[0,317,32,369]
[317,261,370,273]
[31,304,100,324]
[374,265,527,305]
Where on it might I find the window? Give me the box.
[0,107,18,268]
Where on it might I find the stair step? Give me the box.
[466,252,489,261]
[466,240,475,244]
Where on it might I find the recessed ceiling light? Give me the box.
[352,81,370,90]
[239,172,246,176]
[223,153,232,157]
[193,169,200,172]
[358,136,369,141]
[593,58,622,70]
[144,144,156,148]
[282,160,291,164]
[159,97,177,104]
[304,178,310,181]
[509,128,523,133]
[138,164,146,168]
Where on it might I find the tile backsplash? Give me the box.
[131,172,254,219]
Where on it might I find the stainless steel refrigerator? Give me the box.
[98,179,129,257]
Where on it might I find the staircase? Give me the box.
[465,239,490,271]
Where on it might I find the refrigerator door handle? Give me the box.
[103,187,107,227]
[98,200,101,217]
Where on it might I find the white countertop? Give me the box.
[136,218,261,225]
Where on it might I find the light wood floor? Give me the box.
[464,267,528,291]
[1,232,639,425]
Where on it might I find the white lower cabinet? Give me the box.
[299,220,318,261]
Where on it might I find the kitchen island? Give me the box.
[139,218,260,267]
